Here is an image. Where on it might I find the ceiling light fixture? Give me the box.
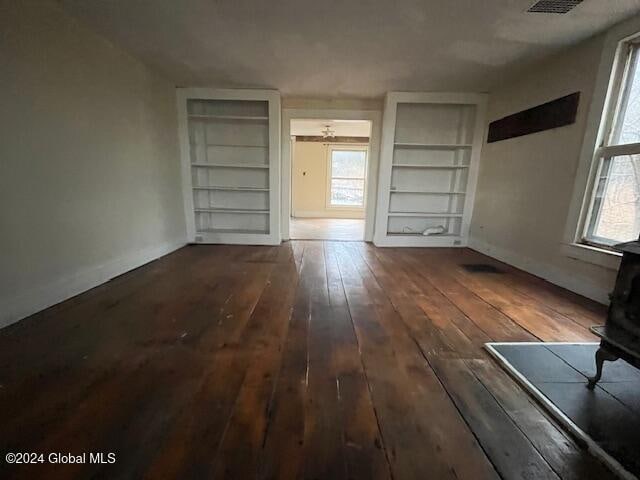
[321,124,335,138]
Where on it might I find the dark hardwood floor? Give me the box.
[0,242,614,479]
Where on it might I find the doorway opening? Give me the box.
[289,119,372,241]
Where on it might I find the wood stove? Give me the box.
[588,240,640,388]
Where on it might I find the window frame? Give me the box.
[564,21,640,269]
[581,39,640,249]
[326,144,368,210]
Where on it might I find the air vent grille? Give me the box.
[527,0,582,13]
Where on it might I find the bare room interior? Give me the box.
[4,1,640,479]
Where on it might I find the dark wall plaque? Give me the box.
[487,92,580,143]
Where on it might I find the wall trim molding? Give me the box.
[0,239,187,330]
[468,236,611,305]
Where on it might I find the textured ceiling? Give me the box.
[60,0,640,97]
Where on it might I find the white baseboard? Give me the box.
[0,238,187,329]
[468,237,611,305]
[373,234,467,248]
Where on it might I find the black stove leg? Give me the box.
[587,346,618,390]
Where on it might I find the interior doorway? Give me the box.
[288,119,371,240]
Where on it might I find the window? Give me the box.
[327,147,367,207]
[584,40,640,247]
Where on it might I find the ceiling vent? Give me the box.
[527,0,582,13]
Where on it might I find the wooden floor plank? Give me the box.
[324,242,392,480]
[1,246,232,442]
[438,250,594,341]
[397,248,537,342]
[460,249,606,329]
[212,245,300,479]
[0,243,613,480]
[257,244,310,480]
[429,358,560,480]
[467,359,616,480]
[298,242,349,480]
[336,242,500,480]
[348,244,613,480]
[142,257,275,479]
[376,246,493,352]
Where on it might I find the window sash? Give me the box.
[584,156,617,246]
[583,152,640,246]
[582,40,640,247]
[331,175,366,180]
[330,154,367,180]
[606,41,640,147]
[328,147,367,208]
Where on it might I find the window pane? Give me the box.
[611,46,640,145]
[587,154,640,244]
[331,179,365,206]
[331,150,366,178]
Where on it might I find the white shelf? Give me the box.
[193,186,270,192]
[392,163,469,169]
[390,189,466,194]
[194,207,270,214]
[191,163,269,169]
[394,142,472,149]
[387,212,463,217]
[188,114,269,121]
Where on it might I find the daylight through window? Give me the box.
[585,41,640,247]
[328,148,367,207]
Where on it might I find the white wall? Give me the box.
[0,0,187,327]
[469,34,618,304]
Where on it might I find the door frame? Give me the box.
[281,108,382,241]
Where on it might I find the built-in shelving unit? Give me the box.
[177,89,281,245]
[374,92,487,247]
